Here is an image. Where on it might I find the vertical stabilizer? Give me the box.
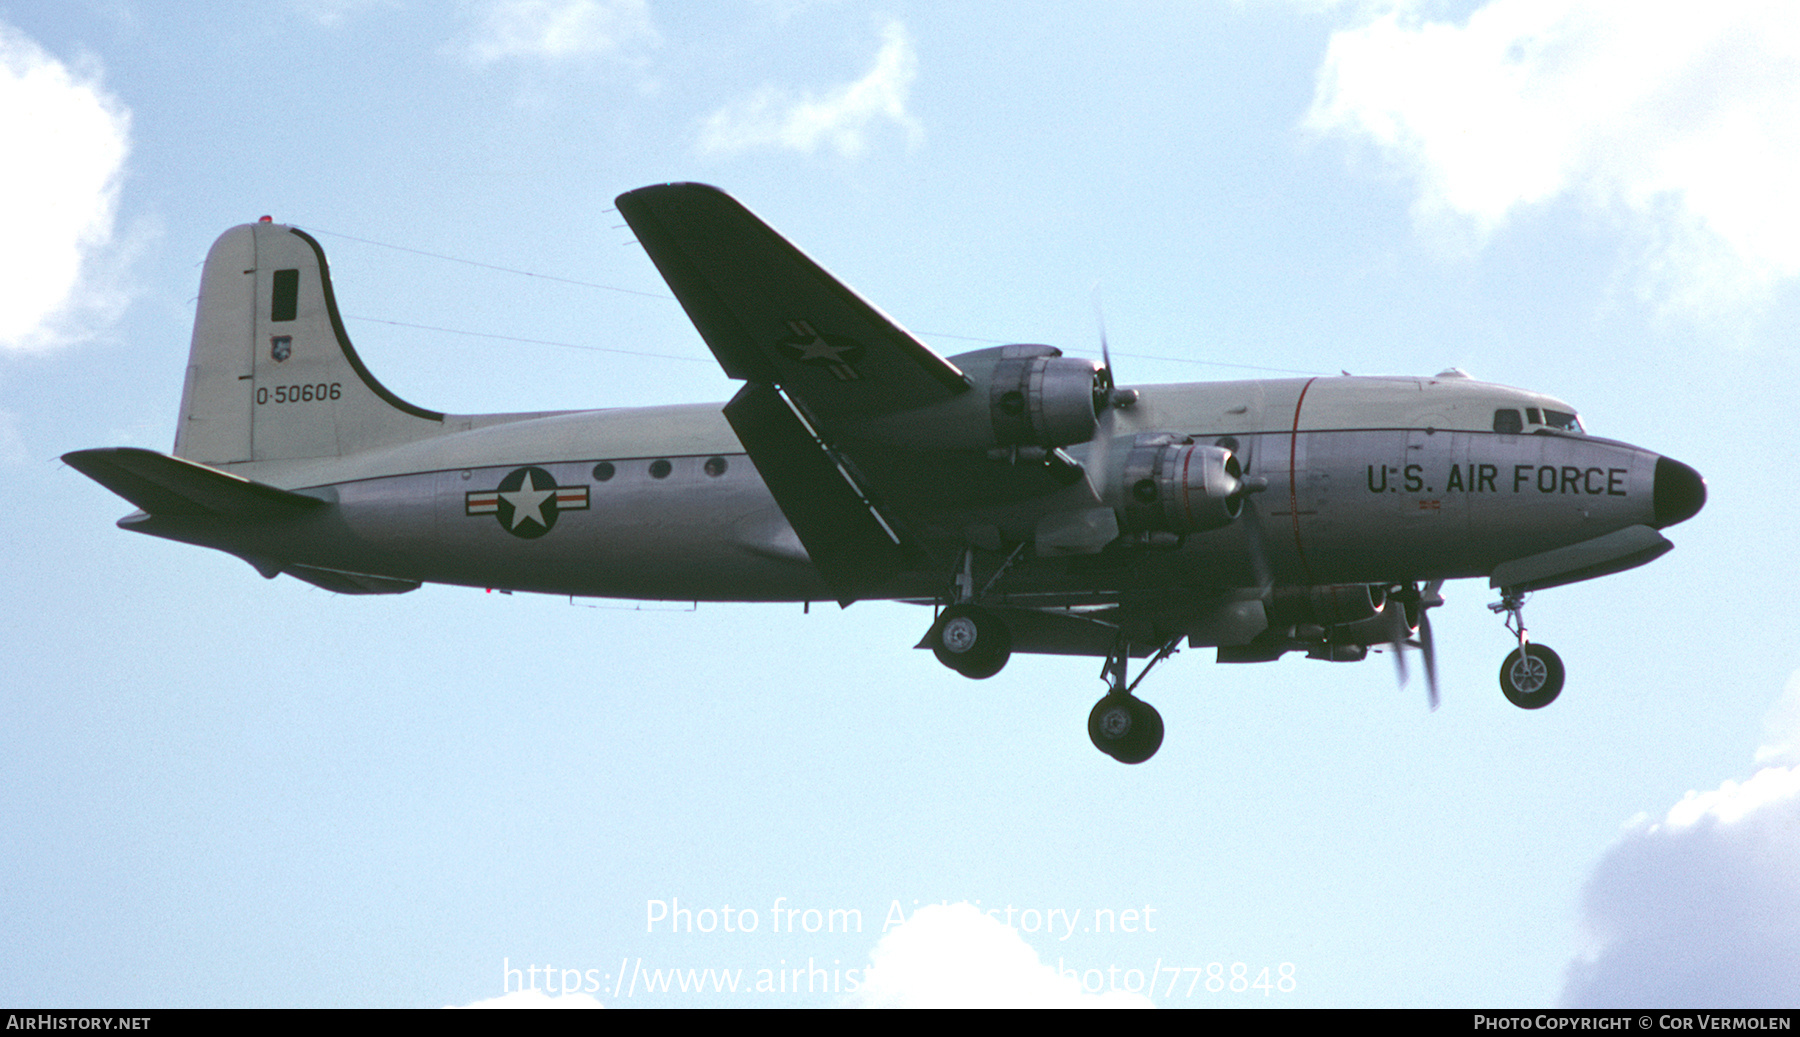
[173,221,445,464]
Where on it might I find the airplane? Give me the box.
[65,182,1706,764]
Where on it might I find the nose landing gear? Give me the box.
[1489,591,1565,709]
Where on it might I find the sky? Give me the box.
[3,0,1797,1009]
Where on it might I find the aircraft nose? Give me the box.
[1652,455,1706,528]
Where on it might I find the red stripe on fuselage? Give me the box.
[1289,377,1318,583]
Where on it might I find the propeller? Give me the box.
[1388,580,1445,709]
[1080,291,1124,503]
[1228,445,1273,595]
[1092,287,1118,413]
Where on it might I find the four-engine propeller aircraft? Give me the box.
[66,183,1706,763]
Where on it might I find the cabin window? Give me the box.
[271,269,299,322]
[1492,409,1523,434]
[704,456,727,477]
[649,459,672,479]
[1526,407,1542,425]
[592,462,614,481]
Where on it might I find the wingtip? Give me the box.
[615,181,729,208]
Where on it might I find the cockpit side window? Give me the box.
[1493,409,1523,434]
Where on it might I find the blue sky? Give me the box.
[3,0,1797,1008]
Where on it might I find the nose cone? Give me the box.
[1653,456,1707,528]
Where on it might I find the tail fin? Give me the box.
[174,220,445,464]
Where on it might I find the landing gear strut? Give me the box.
[1488,590,1564,709]
[1087,636,1176,764]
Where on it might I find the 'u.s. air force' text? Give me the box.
[1368,464,1629,496]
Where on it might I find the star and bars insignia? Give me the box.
[777,319,865,381]
[465,466,588,539]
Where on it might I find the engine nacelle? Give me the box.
[1118,440,1246,533]
[1268,584,1386,628]
[988,353,1103,448]
[853,344,1102,451]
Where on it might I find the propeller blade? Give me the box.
[1420,608,1438,710]
[1387,598,1412,687]
[1421,580,1443,709]
[1092,286,1116,399]
[1240,504,1273,594]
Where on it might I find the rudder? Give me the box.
[174,220,445,465]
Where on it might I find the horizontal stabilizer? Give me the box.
[63,447,327,519]
[285,564,420,595]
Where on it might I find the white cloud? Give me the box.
[0,21,131,352]
[448,988,605,1008]
[0,410,26,466]
[847,903,1153,1008]
[1560,678,1800,1007]
[698,20,923,159]
[1306,0,1800,315]
[293,0,394,27]
[1755,668,1800,765]
[462,0,656,65]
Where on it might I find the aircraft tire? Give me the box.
[1500,643,1564,709]
[931,605,1012,679]
[1087,693,1164,764]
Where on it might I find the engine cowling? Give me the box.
[1118,441,1246,533]
[853,345,1102,451]
[1269,584,1387,628]
[988,353,1103,448]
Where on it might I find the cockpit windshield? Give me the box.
[1541,409,1582,432]
[1493,407,1584,434]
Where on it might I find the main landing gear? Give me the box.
[928,603,1013,679]
[1488,590,1565,709]
[924,606,1172,764]
[925,546,1022,679]
[1087,636,1177,764]
[923,547,1170,764]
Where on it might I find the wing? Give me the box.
[618,183,1099,605]
[615,183,970,434]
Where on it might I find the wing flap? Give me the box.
[723,382,905,605]
[63,447,327,519]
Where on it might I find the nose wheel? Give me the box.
[1500,643,1564,709]
[1489,591,1565,709]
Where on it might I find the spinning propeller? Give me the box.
[1387,580,1445,709]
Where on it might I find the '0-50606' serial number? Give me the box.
[257,383,341,405]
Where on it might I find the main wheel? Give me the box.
[1087,694,1164,764]
[931,605,1012,679]
[1500,643,1564,709]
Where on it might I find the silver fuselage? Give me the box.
[126,374,1684,607]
